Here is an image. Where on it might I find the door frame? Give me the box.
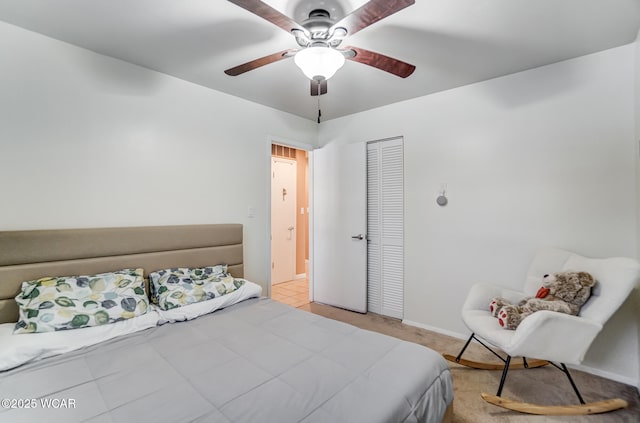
[265,136,314,299]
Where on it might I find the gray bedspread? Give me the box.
[0,298,453,423]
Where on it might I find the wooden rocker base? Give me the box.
[442,354,548,370]
[481,393,629,415]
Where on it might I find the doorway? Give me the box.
[312,137,404,317]
[270,143,310,308]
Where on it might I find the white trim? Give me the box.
[295,273,306,280]
[272,156,297,165]
[402,320,468,340]
[402,320,639,387]
[568,363,638,388]
[308,153,314,304]
[264,138,272,298]
[268,136,315,153]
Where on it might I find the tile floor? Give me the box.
[271,279,310,308]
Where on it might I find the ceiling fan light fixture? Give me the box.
[294,46,345,81]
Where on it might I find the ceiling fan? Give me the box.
[224,0,416,96]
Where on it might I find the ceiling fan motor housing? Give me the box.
[308,9,330,19]
[294,9,346,48]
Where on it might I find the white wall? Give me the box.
[318,45,639,386]
[0,22,317,289]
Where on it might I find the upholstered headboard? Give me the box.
[0,224,243,324]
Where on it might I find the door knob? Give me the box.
[351,234,365,240]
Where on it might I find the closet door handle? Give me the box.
[351,234,365,240]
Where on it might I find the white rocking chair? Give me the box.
[444,247,640,415]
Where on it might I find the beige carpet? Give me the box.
[298,302,640,423]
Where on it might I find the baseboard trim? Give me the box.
[568,363,638,388]
[401,319,639,388]
[402,319,468,340]
[295,273,306,280]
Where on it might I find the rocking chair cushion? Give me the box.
[461,248,640,365]
[462,306,602,364]
[562,254,640,323]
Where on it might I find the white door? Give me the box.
[367,138,404,319]
[312,142,367,312]
[271,157,297,285]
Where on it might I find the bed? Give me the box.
[0,224,453,423]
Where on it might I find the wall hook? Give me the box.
[437,185,448,206]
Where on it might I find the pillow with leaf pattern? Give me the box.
[149,265,245,310]
[148,265,228,304]
[14,268,149,334]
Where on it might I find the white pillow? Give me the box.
[0,310,159,372]
[154,280,262,323]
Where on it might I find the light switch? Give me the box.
[247,207,256,218]
[300,207,305,215]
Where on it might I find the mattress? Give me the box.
[0,298,453,423]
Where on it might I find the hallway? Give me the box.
[271,279,309,308]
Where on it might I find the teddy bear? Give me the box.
[489,270,596,330]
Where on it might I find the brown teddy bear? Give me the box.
[489,271,596,330]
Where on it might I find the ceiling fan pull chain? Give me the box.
[317,88,322,124]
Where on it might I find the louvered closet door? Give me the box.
[367,138,404,319]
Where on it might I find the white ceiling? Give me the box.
[0,0,638,122]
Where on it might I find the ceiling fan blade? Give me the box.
[331,0,415,36]
[224,49,297,76]
[227,0,302,33]
[310,79,328,96]
[344,46,415,78]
